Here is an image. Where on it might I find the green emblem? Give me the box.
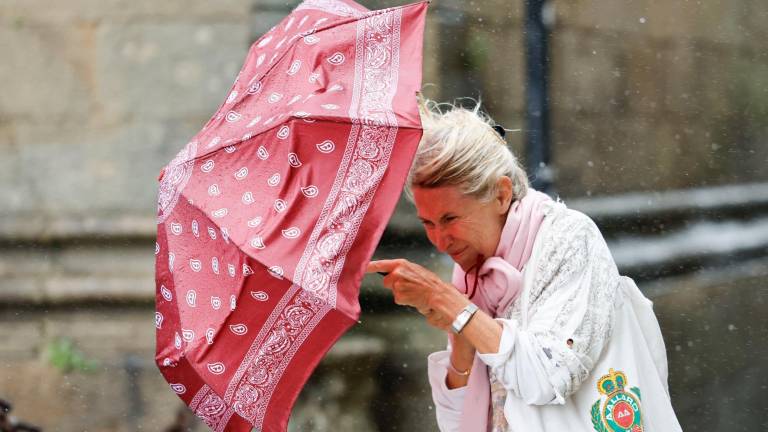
[590,368,644,432]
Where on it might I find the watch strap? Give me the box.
[451,302,479,334]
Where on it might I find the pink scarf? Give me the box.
[450,189,551,432]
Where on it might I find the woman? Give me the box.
[367,99,682,431]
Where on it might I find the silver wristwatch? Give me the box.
[451,303,479,334]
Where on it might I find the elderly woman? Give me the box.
[367,100,682,432]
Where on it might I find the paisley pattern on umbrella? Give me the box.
[155,1,427,431]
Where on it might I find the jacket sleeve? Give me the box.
[427,350,466,431]
[477,213,620,405]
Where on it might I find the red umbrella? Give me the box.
[154,0,428,430]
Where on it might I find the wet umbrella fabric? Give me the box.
[154,0,427,431]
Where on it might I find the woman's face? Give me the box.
[412,180,511,271]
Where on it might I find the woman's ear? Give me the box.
[495,176,514,213]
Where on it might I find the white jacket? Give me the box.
[427,202,683,432]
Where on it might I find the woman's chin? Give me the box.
[452,256,474,272]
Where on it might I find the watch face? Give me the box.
[452,310,470,333]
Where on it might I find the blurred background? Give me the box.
[1,0,766,430]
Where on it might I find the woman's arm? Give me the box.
[366,258,504,354]
[368,212,619,405]
[472,215,620,404]
[427,350,467,431]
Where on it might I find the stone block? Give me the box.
[549,29,625,115]
[95,21,249,120]
[551,113,652,196]
[617,37,670,116]
[0,244,54,277]
[551,97,768,197]
[44,275,154,303]
[0,23,91,119]
[459,0,523,27]
[421,13,444,93]
[12,118,198,219]
[467,23,525,115]
[741,0,768,44]
[0,276,44,303]
[644,0,752,45]
[0,319,42,360]
[655,40,708,118]
[0,248,51,302]
[0,139,36,215]
[42,310,155,361]
[556,0,762,47]
[55,244,155,276]
[0,0,251,23]
[554,0,652,35]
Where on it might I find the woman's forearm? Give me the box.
[459,310,503,354]
[430,285,504,355]
[446,334,474,389]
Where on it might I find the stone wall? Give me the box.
[3,258,766,431]
[0,0,253,238]
[2,0,766,230]
[424,0,768,197]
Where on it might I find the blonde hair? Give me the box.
[406,96,529,202]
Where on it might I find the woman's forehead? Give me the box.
[413,185,477,217]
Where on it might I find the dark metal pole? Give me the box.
[524,0,553,193]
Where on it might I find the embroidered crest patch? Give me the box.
[590,368,643,432]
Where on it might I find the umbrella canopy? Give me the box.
[154,0,428,430]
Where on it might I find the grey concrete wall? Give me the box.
[0,0,253,239]
[417,0,768,196]
[2,1,767,239]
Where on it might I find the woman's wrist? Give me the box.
[446,345,474,389]
[450,334,476,365]
[429,282,471,321]
[446,358,470,376]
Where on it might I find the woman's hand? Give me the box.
[367,259,448,312]
[424,309,453,332]
[366,259,467,330]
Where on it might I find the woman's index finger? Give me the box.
[365,259,400,274]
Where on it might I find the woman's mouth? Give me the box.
[449,247,467,260]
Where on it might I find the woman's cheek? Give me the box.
[424,228,438,248]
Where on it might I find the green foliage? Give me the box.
[47,337,98,373]
[590,400,608,432]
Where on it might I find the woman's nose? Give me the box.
[434,228,452,252]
